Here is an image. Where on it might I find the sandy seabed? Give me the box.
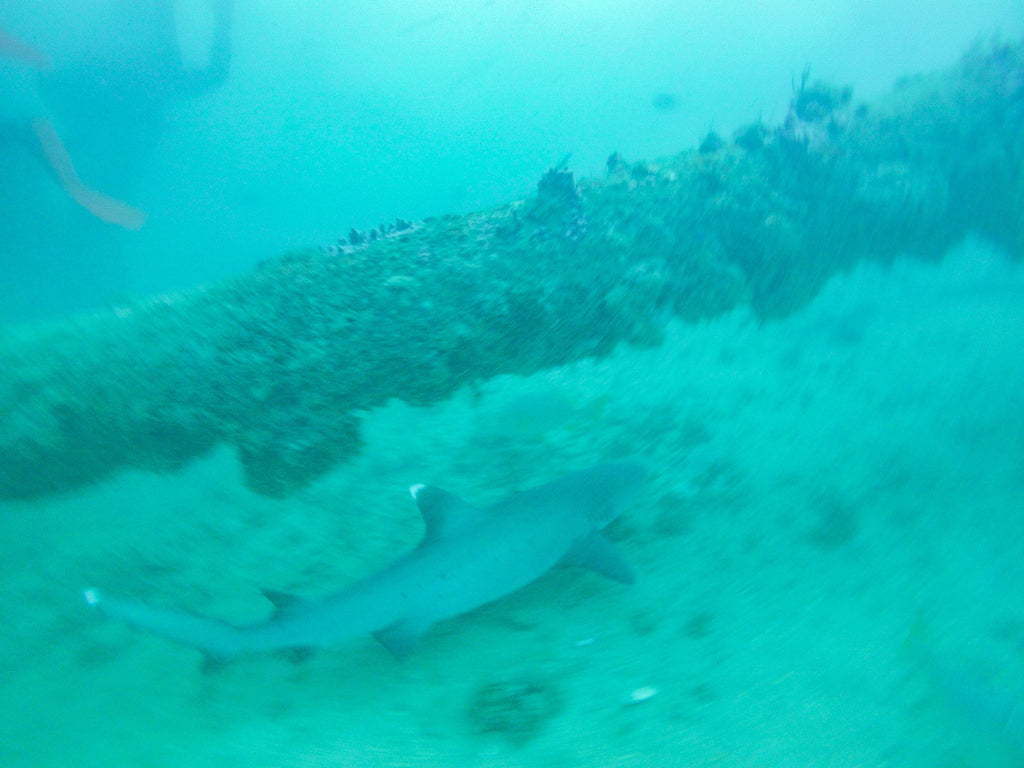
[1,237,1022,767]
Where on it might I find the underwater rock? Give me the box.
[792,71,853,123]
[237,412,362,498]
[733,121,769,151]
[466,676,564,745]
[534,167,580,209]
[777,71,856,155]
[698,130,724,154]
[528,165,586,243]
[1,38,1022,500]
[606,151,629,175]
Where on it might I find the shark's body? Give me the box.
[85,462,645,660]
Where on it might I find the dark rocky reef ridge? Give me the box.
[2,39,1022,500]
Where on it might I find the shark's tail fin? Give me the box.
[84,588,243,661]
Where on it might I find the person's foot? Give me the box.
[69,186,148,230]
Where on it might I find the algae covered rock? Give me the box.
[1,38,1021,500]
[466,676,564,745]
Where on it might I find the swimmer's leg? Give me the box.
[0,26,51,70]
[30,117,147,230]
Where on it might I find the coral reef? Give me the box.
[1,38,1022,500]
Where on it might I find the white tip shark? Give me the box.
[84,462,646,662]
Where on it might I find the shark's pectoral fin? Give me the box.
[410,484,487,546]
[563,532,635,584]
[373,619,429,660]
[261,589,306,617]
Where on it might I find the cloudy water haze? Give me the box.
[1,3,1023,768]
[1,0,1021,320]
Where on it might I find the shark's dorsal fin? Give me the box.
[562,532,635,584]
[410,484,487,545]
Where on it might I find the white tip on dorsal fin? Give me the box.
[410,484,486,545]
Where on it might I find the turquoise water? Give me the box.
[2,3,1024,766]
[2,0,1023,321]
